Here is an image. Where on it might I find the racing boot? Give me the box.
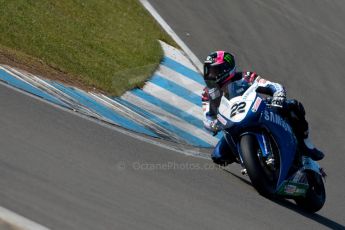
[302,137,324,161]
[211,156,234,166]
[211,137,236,166]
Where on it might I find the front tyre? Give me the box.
[294,171,326,212]
[240,134,275,196]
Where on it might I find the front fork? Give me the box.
[236,132,274,173]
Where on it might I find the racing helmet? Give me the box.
[203,51,236,88]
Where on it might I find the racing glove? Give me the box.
[203,112,219,136]
[271,91,286,108]
[210,120,220,136]
[201,87,209,102]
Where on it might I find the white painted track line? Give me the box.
[0,206,50,230]
[159,41,198,71]
[143,82,203,120]
[156,65,204,94]
[140,0,203,73]
[122,92,219,146]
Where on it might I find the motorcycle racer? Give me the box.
[202,51,324,165]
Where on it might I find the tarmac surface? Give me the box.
[1,0,345,229]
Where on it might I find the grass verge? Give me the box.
[0,0,176,95]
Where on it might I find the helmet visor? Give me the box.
[204,64,225,80]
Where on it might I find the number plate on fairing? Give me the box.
[218,92,255,122]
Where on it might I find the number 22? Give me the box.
[230,102,246,118]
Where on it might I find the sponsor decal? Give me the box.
[205,55,213,63]
[209,88,220,99]
[230,102,246,118]
[277,181,308,196]
[217,114,227,125]
[295,188,307,195]
[251,97,262,112]
[223,53,234,64]
[264,111,293,134]
[285,184,297,194]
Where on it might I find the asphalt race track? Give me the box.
[1,0,345,229]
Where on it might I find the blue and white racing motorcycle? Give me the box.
[216,83,326,212]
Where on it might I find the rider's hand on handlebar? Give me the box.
[271,92,286,108]
[210,120,219,136]
[205,112,220,136]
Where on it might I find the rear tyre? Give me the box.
[294,171,326,212]
[240,134,276,196]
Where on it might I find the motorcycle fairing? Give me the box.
[218,91,298,191]
[258,110,297,189]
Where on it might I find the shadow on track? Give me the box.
[271,198,345,230]
[222,168,252,187]
[222,168,345,230]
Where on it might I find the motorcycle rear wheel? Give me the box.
[294,171,326,212]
